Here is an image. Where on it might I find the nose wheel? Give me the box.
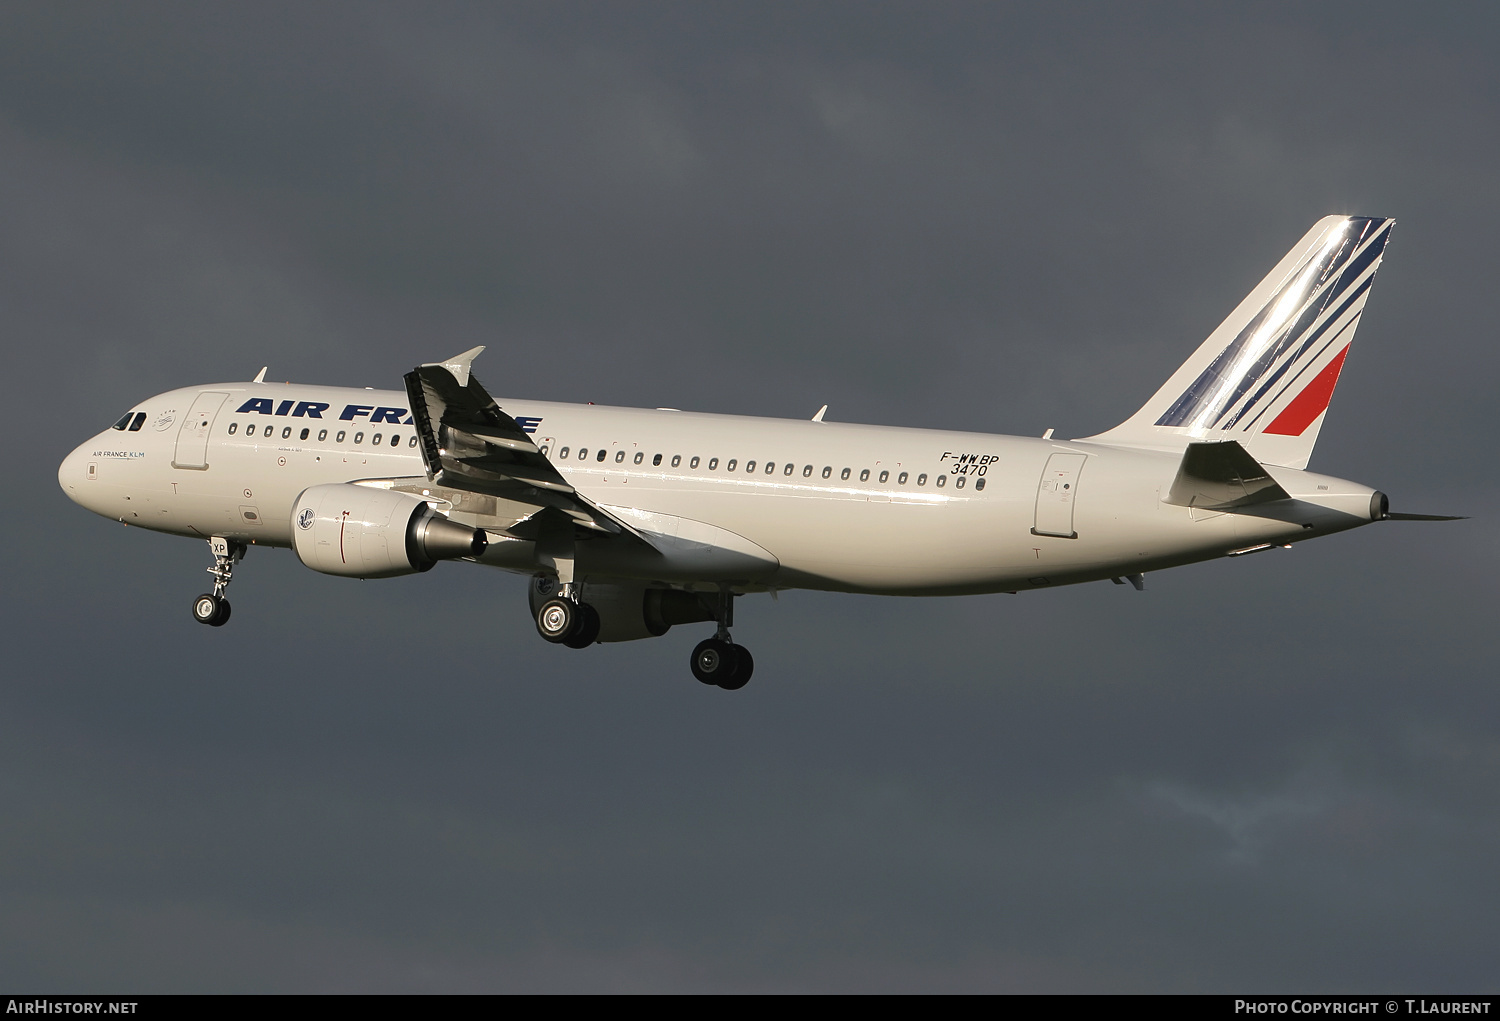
[192,592,231,626]
[192,536,244,627]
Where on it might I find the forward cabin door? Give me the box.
[1032,452,1087,538]
[173,391,230,470]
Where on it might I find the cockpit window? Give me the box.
[128,412,146,431]
[112,413,133,431]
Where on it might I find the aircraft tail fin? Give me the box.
[1083,215,1394,469]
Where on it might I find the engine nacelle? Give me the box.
[292,483,487,579]
[529,577,715,643]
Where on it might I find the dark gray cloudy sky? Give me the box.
[3,1,1498,992]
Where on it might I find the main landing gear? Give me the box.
[690,638,753,690]
[192,536,244,627]
[690,587,753,691]
[535,593,601,649]
[530,576,756,690]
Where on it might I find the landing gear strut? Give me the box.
[192,536,244,627]
[690,587,753,690]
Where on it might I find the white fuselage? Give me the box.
[59,381,1379,596]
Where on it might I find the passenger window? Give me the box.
[936,474,946,487]
[228,422,238,435]
[615,450,625,463]
[559,447,570,458]
[653,454,663,466]
[879,470,889,483]
[539,444,549,456]
[372,433,382,445]
[956,476,967,488]
[634,451,644,464]
[859,469,870,482]
[408,435,417,448]
[898,472,908,484]
[336,430,346,443]
[318,429,328,441]
[727,459,737,471]
[802,465,812,477]
[975,478,986,491]
[918,473,927,486]
[129,413,146,431]
[596,449,606,462]
[766,462,776,475]
[391,434,401,446]
[706,457,715,469]
[111,413,133,430]
[578,448,587,460]
[354,432,364,444]
[822,466,832,479]
[784,464,793,476]
[840,468,850,480]
[282,426,292,439]
[300,428,310,440]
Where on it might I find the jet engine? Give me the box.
[528,577,715,643]
[292,483,487,579]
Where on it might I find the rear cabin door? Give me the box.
[1032,452,1087,538]
[173,391,230,470]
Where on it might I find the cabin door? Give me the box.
[173,391,229,470]
[1032,452,1087,538]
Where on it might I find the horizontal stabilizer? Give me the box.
[1385,512,1467,521]
[1164,441,1290,510]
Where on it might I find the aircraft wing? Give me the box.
[403,347,651,542]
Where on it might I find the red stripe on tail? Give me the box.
[1264,346,1351,436]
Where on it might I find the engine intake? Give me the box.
[292,483,487,579]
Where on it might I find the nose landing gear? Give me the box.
[192,536,244,627]
[690,587,753,690]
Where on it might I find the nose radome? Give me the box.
[58,443,89,505]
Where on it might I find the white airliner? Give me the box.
[59,215,1457,688]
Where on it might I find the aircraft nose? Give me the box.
[58,442,91,505]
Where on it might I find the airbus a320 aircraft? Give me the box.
[59,215,1457,689]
